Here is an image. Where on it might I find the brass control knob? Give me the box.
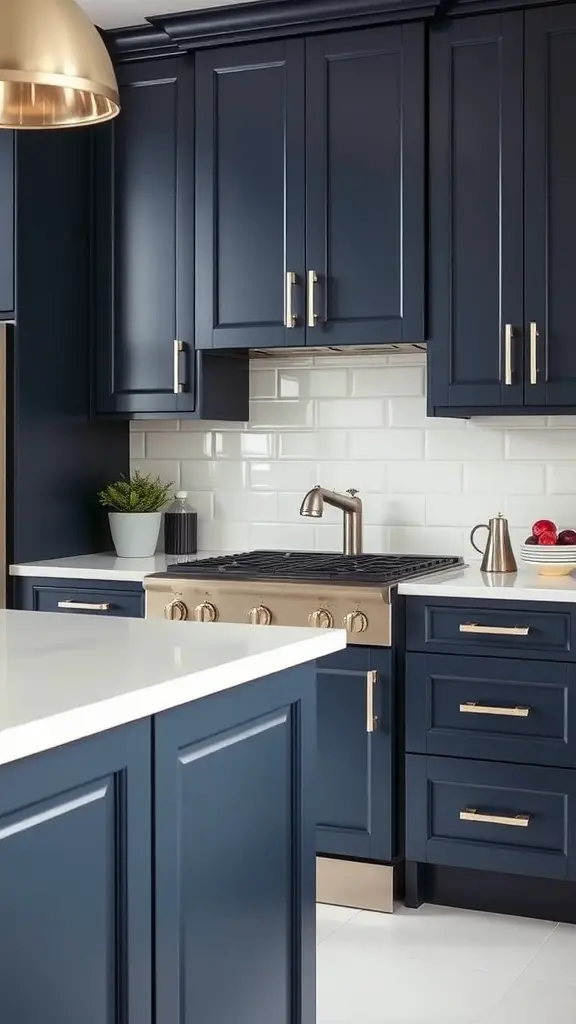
[308,609,334,629]
[343,610,368,634]
[194,601,218,623]
[164,599,188,622]
[248,605,272,626]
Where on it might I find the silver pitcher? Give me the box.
[470,514,517,573]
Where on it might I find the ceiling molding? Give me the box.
[107,24,179,60]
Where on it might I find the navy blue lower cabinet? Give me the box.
[0,721,152,1024]
[406,754,576,881]
[154,663,316,1024]
[406,653,576,768]
[14,575,145,618]
[316,646,394,861]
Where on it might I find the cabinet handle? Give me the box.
[459,623,530,637]
[173,339,184,395]
[366,670,378,733]
[285,271,297,328]
[307,270,318,328]
[529,322,538,385]
[57,601,111,611]
[460,808,530,828]
[460,701,530,718]
[504,324,513,385]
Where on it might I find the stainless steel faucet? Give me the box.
[300,486,363,556]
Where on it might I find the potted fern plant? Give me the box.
[98,472,173,558]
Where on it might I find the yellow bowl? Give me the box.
[536,564,575,576]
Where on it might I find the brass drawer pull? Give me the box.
[285,271,297,328]
[57,601,111,611]
[529,321,538,385]
[366,670,378,734]
[173,339,184,395]
[307,270,318,328]
[460,808,530,828]
[459,623,530,637]
[504,324,513,385]
[460,702,530,718]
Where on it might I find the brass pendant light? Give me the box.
[0,0,120,129]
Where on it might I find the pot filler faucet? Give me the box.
[300,486,363,556]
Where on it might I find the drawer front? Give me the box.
[406,596,575,661]
[406,754,576,880]
[406,653,576,767]
[32,585,143,618]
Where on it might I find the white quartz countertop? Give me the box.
[398,564,576,603]
[0,610,346,767]
[9,551,229,583]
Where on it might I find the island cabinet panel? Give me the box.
[0,722,151,1024]
[154,664,316,1024]
[13,576,145,618]
[316,646,394,861]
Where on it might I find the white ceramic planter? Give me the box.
[108,512,162,558]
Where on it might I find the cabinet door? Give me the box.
[317,647,394,861]
[94,58,195,415]
[0,722,151,1024]
[154,664,315,1024]
[305,25,424,346]
[428,14,524,413]
[195,41,305,349]
[0,131,14,318]
[524,4,576,407]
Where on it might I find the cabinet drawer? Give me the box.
[406,755,576,880]
[32,585,143,619]
[406,596,575,661]
[406,653,576,767]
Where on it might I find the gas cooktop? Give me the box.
[163,551,463,585]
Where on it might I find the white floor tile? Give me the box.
[483,983,576,1023]
[516,922,576,987]
[317,903,360,945]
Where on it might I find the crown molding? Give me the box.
[106,24,180,62]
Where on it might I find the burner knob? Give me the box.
[309,609,334,629]
[194,601,218,623]
[249,605,272,626]
[343,610,368,634]
[164,599,188,622]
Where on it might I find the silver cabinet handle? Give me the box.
[459,623,530,637]
[529,322,538,385]
[460,808,530,828]
[58,601,111,611]
[285,271,297,328]
[366,670,378,733]
[307,270,318,328]
[173,340,184,395]
[504,324,513,385]
[460,702,530,718]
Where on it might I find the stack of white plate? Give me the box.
[520,543,576,576]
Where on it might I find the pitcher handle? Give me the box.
[470,523,489,555]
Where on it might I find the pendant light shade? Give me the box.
[0,0,119,129]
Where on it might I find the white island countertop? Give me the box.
[398,564,576,603]
[9,551,229,583]
[0,610,346,767]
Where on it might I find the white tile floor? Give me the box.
[317,902,576,1023]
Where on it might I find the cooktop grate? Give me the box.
[164,551,463,585]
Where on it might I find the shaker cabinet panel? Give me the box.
[94,57,196,415]
[0,130,14,318]
[195,41,306,350]
[305,25,425,345]
[524,4,576,407]
[428,13,524,412]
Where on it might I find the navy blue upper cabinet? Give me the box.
[305,25,424,345]
[428,13,525,413]
[524,4,576,408]
[0,131,14,318]
[195,26,425,349]
[316,646,395,862]
[195,40,306,350]
[94,57,196,415]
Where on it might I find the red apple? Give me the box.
[532,519,557,538]
[558,529,576,545]
[524,535,538,545]
[539,531,558,545]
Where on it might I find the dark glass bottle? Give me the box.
[164,492,197,556]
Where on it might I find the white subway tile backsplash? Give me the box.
[131,352,576,558]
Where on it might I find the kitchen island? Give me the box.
[0,610,345,1024]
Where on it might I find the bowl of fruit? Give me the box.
[521,520,576,575]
